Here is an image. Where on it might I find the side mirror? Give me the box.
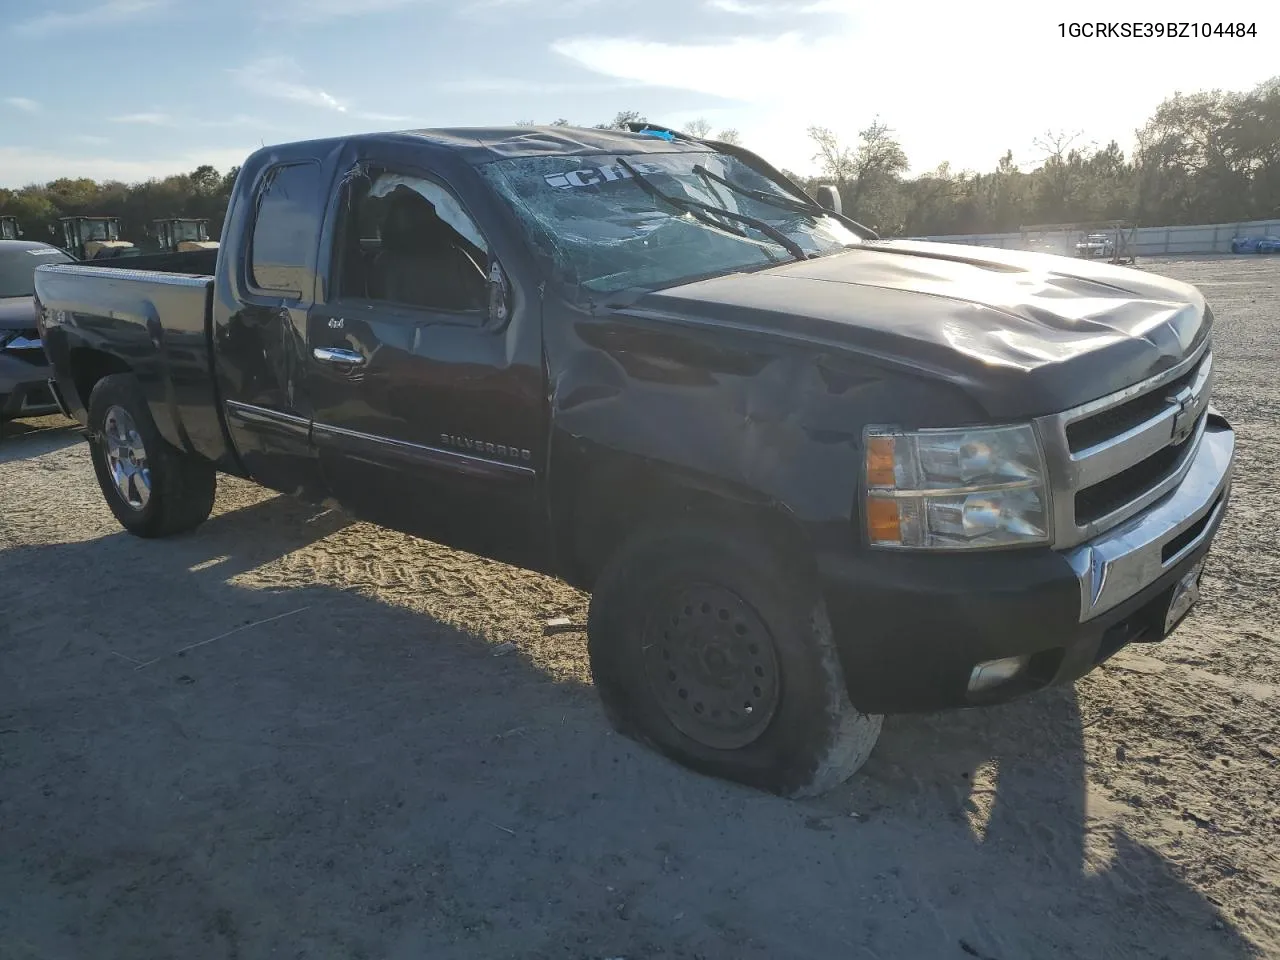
[814,185,842,215]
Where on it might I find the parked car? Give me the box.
[1230,235,1280,254]
[1,239,75,419]
[1075,233,1116,259]
[34,126,1235,797]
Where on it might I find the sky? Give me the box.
[0,0,1276,188]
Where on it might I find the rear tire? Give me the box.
[87,373,215,537]
[587,525,882,798]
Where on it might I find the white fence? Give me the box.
[916,218,1280,256]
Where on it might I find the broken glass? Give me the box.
[479,151,861,296]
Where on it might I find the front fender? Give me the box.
[544,304,985,564]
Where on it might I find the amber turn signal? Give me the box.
[865,435,896,487]
[866,496,901,545]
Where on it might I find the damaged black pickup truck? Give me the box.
[34,124,1235,797]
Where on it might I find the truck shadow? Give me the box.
[0,414,81,463]
[0,493,1261,960]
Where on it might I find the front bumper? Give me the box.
[821,414,1235,715]
[0,352,59,419]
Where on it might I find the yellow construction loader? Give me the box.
[58,217,135,260]
[153,218,219,253]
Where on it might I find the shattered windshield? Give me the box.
[479,151,861,296]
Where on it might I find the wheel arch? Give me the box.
[551,439,819,592]
[66,346,132,423]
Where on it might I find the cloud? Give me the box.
[4,97,39,113]
[552,0,1276,177]
[227,57,412,122]
[706,0,772,15]
[255,0,426,21]
[12,0,168,36]
[194,114,274,129]
[552,33,816,103]
[706,0,841,15]
[438,77,637,96]
[109,113,173,125]
[230,57,349,112]
[457,0,605,20]
[355,112,416,123]
[0,146,252,188]
[106,112,272,130]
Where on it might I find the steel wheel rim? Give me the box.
[102,405,151,511]
[642,582,781,750]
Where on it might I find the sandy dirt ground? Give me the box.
[1,255,1278,960]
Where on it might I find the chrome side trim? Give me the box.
[225,400,308,427]
[224,400,310,439]
[224,402,539,480]
[1065,422,1233,622]
[312,421,537,480]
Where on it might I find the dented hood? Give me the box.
[632,239,1209,420]
[0,296,36,332]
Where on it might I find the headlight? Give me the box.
[863,424,1050,549]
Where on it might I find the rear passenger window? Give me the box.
[249,162,322,297]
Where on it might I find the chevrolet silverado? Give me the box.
[33,125,1235,797]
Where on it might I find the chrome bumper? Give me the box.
[1065,415,1234,622]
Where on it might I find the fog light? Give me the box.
[967,654,1031,694]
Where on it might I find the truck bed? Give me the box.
[34,260,227,465]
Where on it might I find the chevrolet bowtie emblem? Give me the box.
[1169,386,1197,444]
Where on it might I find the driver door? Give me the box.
[306,155,548,568]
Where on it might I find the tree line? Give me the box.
[0,165,238,249]
[2,79,1276,248]
[791,76,1279,236]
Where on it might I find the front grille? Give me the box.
[1066,361,1201,452]
[1035,332,1215,548]
[1074,410,1205,525]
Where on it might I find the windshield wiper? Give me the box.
[616,157,809,263]
[692,164,877,241]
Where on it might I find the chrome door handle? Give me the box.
[313,346,366,365]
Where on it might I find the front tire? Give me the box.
[87,373,216,537]
[587,525,882,798]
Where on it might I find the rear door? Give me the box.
[305,152,547,567]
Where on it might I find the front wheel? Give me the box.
[87,373,216,537]
[587,525,882,798]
